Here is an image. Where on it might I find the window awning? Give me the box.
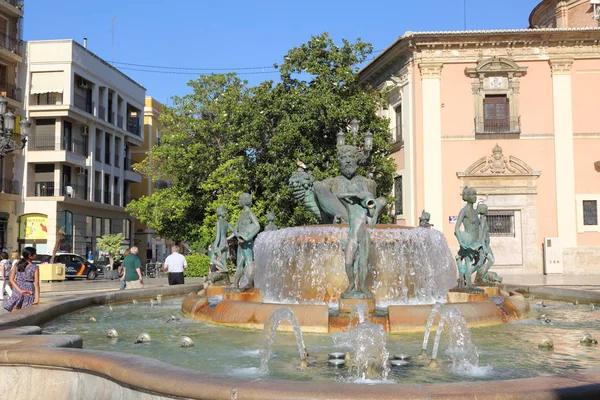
[30,71,63,94]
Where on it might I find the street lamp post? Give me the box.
[0,96,30,159]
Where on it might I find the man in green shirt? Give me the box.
[121,246,143,289]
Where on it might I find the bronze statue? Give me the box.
[231,193,260,290]
[264,212,278,232]
[419,210,433,228]
[207,205,234,284]
[454,187,502,292]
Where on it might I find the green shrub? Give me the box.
[184,254,211,277]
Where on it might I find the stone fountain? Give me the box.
[182,120,529,332]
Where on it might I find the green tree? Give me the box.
[96,233,125,271]
[127,33,395,250]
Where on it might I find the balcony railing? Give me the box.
[117,114,124,128]
[0,82,21,103]
[6,0,23,9]
[103,190,109,204]
[114,154,120,167]
[0,31,23,56]
[99,105,105,120]
[95,147,102,162]
[31,181,87,199]
[74,93,93,114]
[94,188,102,203]
[475,117,521,135]
[0,178,19,195]
[127,118,140,136]
[113,192,121,206]
[108,111,115,124]
[61,139,86,156]
[105,152,111,165]
[30,136,57,151]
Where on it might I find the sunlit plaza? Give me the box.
[1,1,600,399]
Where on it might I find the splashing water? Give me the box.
[254,226,456,305]
[421,302,444,355]
[260,307,307,372]
[349,322,390,381]
[427,306,491,376]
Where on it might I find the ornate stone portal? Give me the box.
[456,144,541,275]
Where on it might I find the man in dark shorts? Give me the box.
[163,245,187,285]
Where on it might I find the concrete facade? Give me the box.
[361,3,600,275]
[130,96,170,263]
[0,1,24,252]
[19,40,145,256]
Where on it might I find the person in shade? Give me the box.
[4,247,39,312]
[163,245,188,285]
[121,246,143,289]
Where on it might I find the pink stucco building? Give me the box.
[360,0,600,276]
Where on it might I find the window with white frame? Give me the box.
[576,195,600,232]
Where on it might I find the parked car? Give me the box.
[33,253,99,280]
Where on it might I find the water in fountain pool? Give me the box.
[41,296,600,383]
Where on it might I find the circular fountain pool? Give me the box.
[42,296,600,384]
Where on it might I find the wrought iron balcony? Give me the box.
[94,189,102,202]
[117,114,124,128]
[30,136,57,151]
[475,117,521,135]
[99,105,105,120]
[108,111,115,124]
[0,82,21,103]
[113,192,121,206]
[0,31,23,56]
[103,190,110,204]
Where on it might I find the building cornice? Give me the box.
[360,27,600,87]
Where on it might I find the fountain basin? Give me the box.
[181,289,530,333]
[3,287,600,399]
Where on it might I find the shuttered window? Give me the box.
[33,119,56,150]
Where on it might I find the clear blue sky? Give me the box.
[24,0,541,104]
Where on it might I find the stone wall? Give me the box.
[563,246,600,274]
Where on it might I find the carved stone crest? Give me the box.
[461,144,535,175]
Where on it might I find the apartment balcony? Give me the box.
[73,93,93,114]
[0,0,24,17]
[474,117,521,135]
[98,105,105,120]
[0,178,19,196]
[28,136,87,164]
[29,181,87,200]
[0,31,23,60]
[127,118,141,136]
[0,82,22,103]
[117,114,123,129]
[94,188,102,202]
[61,138,86,156]
[108,111,115,124]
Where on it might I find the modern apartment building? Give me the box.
[131,96,169,263]
[360,0,600,275]
[18,39,145,256]
[0,0,24,251]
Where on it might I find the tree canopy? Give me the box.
[126,33,395,250]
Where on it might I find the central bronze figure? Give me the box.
[288,120,387,299]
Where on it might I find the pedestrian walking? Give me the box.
[163,245,188,285]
